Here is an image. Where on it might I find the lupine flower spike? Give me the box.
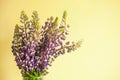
[12,11,82,80]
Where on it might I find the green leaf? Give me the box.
[39,70,47,76]
[26,72,35,78]
[33,71,38,77]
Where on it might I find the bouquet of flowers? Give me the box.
[11,11,81,80]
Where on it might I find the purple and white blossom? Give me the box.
[11,11,81,77]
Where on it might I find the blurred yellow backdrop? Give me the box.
[0,0,120,80]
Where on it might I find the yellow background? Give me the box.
[0,0,120,80]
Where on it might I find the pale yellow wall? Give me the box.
[0,0,120,80]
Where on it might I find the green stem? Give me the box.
[23,76,42,80]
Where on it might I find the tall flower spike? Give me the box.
[12,11,82,80]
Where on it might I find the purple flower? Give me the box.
[12,10,81,77]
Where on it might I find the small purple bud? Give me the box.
[20,52,24,58]
[43,61,48,67]
[36,68,41,73]
[25,54,30,60]
[60,35,66,40]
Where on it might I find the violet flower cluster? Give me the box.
[12,11,81,77]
